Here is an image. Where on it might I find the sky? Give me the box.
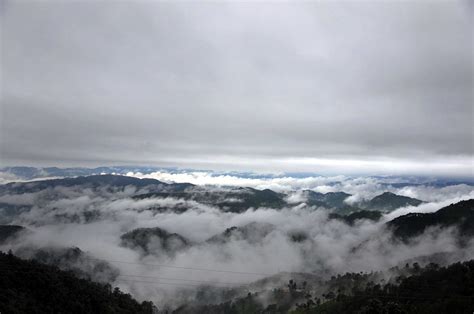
[1,0,473,177]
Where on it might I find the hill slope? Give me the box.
[121,227,190,255]
[174,260,474,314]
[362,192,422,212]
[0,225,26,243]
[0,251,155,313]
[387,199,474,240]
[293,260,474,314]
[206,222,275,244]
[0,174,193,195]
[135,187,286,213]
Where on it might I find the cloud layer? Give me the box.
[1,1,472,175]
[128,170,474,202]
[1,173,473,308]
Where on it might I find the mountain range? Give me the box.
[0,174,424,216]
[2,166,473,187]
[0,173,473,313]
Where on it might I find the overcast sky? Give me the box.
[1,1,473,176]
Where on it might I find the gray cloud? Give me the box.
[1,1,472,175]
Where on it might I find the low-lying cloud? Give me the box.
[0,173,473,308]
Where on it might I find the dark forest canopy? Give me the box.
[174,260,474,314]
[388,199,474,240]
[0,252,155,314]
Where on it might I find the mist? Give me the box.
[1,172,473,309]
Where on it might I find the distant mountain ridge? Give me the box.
[329,210,383,225]
[3,166,473,187]
[206,222,275,244]
[0,166,166,180]
[0,174,426,216]
[133,187,286,213]
[0,174,193,195]
[303,190,352,208]
[360,191,423,212]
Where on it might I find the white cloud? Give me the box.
[1,172,473,308]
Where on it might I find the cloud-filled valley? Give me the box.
[0,167,473,311]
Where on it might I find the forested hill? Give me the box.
[0,251,155,314]
[387,199,474,240]
[174,260,474,314]
[292,260,474,314]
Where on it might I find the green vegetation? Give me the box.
[206,222,275,244]
[361,192,423,212]
[293,260,474,314]
[0,251,155,313]
[303,191,352,209]
[388,199,474,240]
[0,225,25,243]
[120,227,190,255]
[173,260,474,314]
[1,174,427,215]
[329,210,382,225]
[134,187,286,213]
[0,174,192,195]
[15,246,120,282]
